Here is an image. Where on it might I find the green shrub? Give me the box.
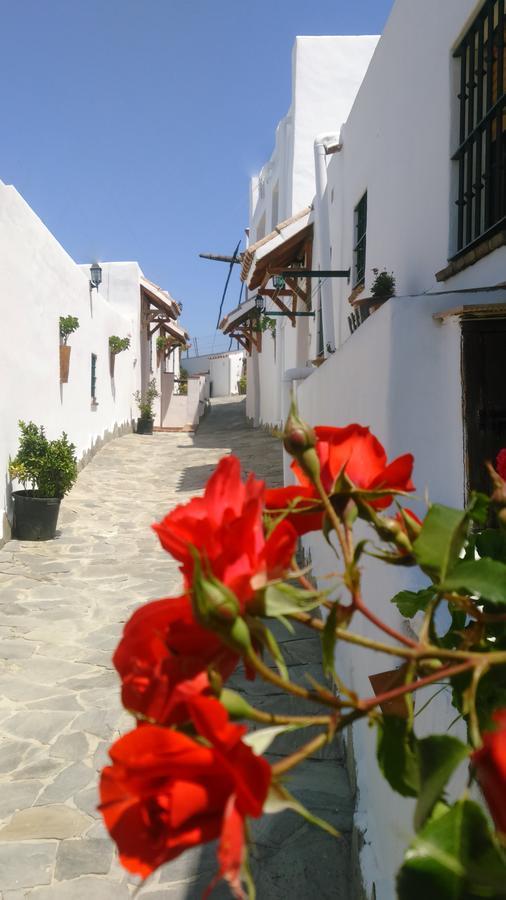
[371,269,396,299]
[109,335,130,354]
[59,315,79,345]
[134,378,159,420]
[238,375,247,395]
[9,421,77,498]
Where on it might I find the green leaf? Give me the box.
[322,603,339,677]
[414,736,469,831]
[476,529,506,564]
[397,800,506,900]
[391,587,436,618]
[413,504,470,581]
[260,626,288,680]
[467,492,490,526]
[263,782,340,837]
[263,583,323,617]
[377,716,420,798]
[441,558,506,606]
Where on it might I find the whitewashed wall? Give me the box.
[0,184,142,540]
[246,36,379,428]
[321,0,506,355]
[184,351,244,397]
[296,287,506,898]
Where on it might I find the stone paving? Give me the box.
[0,397,354,899]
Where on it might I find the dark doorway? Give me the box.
[462,317,506,495]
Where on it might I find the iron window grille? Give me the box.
[353,192,367,287]
[91,353,97,401]
[453,0,506,255]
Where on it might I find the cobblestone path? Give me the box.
[0,398,354,899]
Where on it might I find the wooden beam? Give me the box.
[284,276,308,305]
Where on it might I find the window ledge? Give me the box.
[436,229,506,283]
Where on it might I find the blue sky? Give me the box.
[0,0,394,353]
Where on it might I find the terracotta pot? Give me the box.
[59,345,71,383]
[369,664,412,718]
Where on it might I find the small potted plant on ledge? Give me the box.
[133,378,159,435]
[59,315,79,383]
[156,334,173,366]
[108,335,130,376]
[370,268,396,310]
[9,421,78,540]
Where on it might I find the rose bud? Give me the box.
[283,399,320,483]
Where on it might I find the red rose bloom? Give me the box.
[265,424,415,535]
[100,696,271,897]
[472,709,506,836]
[496,448,506,481]
[153,455,297,605]
[113,595,238,726]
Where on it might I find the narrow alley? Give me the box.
[0,398,353,899]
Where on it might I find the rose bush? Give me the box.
[100,407,506,898]
[100,695,271,894]
[265,423,414,534]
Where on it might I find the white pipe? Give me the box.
[314,134,340,354]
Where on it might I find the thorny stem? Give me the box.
[466,663,489,749]
[352,591,418,649]
[271,730,330,777]
[246,708,332,727]
[359,660,475,712]
[291,611,506,666]
[245,646,342,711]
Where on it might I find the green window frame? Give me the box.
[91,353,97,401]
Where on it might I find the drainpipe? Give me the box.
[281,366,314,484]
[314,134,340,354]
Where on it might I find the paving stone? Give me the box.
[34,762,94,805]
[0,739,35,774]
[0,842,56,889]
[29,876,131,898]
[49,732,89,761]
[1,711,76,744]
[12,757,64,781]
[73,785,101,819]
[0,805,93,841]
[55,838,113,879]
[0,781,42,818]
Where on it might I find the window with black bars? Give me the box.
[353,192,367,287]
[453,0,506,254]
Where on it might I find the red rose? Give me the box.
[153,455,297,605]
[100,696,271,897]
[472,709,506,835]
[113,596,238,726]
[496,449,506,481]
[266,424,414,535]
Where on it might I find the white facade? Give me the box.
[245,35,379,428]
[229,3,506,896]
[184,350,244,396]
[0,182,190,541]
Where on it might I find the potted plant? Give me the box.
[133,378,159,434]
[9,421,78,540]
[108,335,130,376]
[156,334,173,366]
[370,269,396,310]
[59,315,79,383]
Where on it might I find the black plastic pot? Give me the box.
[12,491,61,541]
[136,417,154,435]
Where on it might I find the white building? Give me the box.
[0,180,196,542]
[221,2,506,896]
[184,349,244,397]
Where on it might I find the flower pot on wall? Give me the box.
[59,345,71,383]
[12,491,61,541]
